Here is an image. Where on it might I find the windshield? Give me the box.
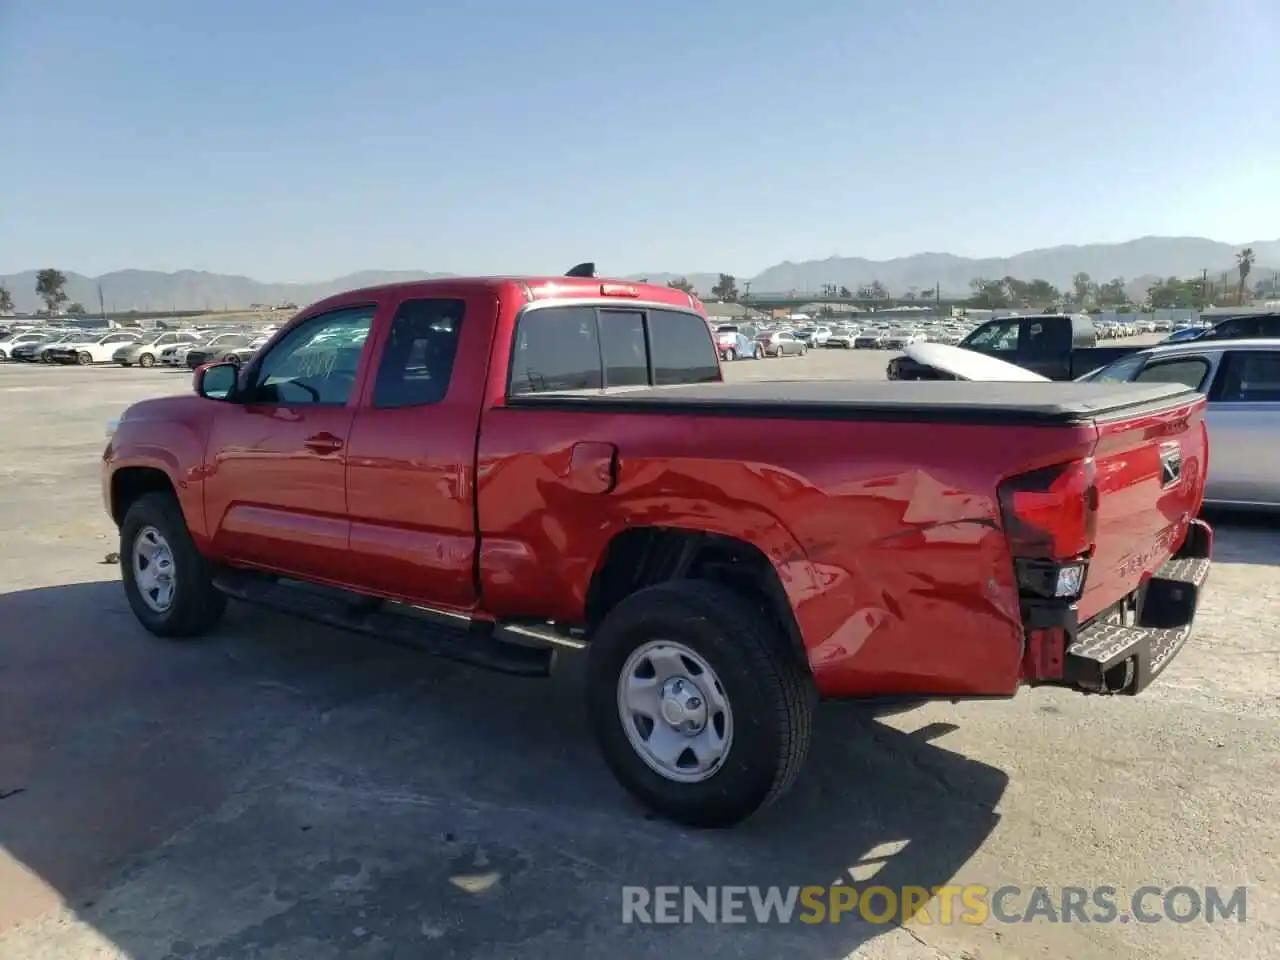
[1079,352,1149,382]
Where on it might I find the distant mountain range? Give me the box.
[632,236,1280,304]
[3,236,1278,313]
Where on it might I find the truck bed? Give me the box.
[506,379,1199,426]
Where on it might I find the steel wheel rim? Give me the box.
[617,640,733,783]
[132,525,177,613]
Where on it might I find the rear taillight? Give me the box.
[998,458,1098,600]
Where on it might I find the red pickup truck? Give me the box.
[103,269,1213,828]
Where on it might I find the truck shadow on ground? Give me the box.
[0,579,1007,959]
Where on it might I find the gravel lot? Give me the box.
[1,348,1276,960]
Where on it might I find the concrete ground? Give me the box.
[0,348,1276,960]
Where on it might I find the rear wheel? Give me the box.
[587,580,815,828]
[726,347,738,361]
[120,492,227,638]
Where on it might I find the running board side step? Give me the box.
[211,570,555,678]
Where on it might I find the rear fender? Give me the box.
[478,497,819,634]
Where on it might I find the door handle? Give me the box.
[304,433,344,455]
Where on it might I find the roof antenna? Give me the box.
[565,262,596,279]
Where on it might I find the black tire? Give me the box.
[120,491,227,638]
[120,362,132,368]
[726,347,738,361]
[138,353,156,368]
[76,351,92,365]
[586,579,815,828]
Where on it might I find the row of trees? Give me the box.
[0,268,81,315]
[664,248,1265,312]
[667,274,937,304]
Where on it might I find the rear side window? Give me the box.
[1021,319,1070,356]
[1212,351,1280,403]
[1202,315,1280,340]
[1133,357,1211,391]
[372,298,466,408]
[648,309,720,386]
[509,306,603,394]
[598,310,648,387]
[508,305,719,396]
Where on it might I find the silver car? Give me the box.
[754,331,809,357]
[159,331,249,367]
[114,331,202,367]
[1080,338,1280,509]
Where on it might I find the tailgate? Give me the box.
[1080,393,1208,621]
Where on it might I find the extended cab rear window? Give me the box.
[508,305,720,396]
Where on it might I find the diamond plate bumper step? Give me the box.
[1064,520,1212,695]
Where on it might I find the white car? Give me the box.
[0,330,48,360]
[46,331,143,365]
[825,328,860,348]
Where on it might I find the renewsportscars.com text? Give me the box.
[621,884,1247,926]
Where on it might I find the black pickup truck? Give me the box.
[889,311,1280,381]
[887,314,1138,381]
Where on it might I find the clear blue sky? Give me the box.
[2,0,1276,280]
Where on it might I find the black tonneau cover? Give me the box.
[506,379,1199,426]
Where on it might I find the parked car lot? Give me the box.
[0,354,1275,960]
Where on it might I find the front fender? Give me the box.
[105,398,213,539]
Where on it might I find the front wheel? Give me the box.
[138,353,156,368]
[76,352,92,365]
[120,492,227,638]
[587,580,815,828]
[726,347,738,361]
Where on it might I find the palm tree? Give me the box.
[1236,248,1256,305]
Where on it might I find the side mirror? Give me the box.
[194,361,238,401]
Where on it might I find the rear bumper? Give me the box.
[1037,519,1212,695]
